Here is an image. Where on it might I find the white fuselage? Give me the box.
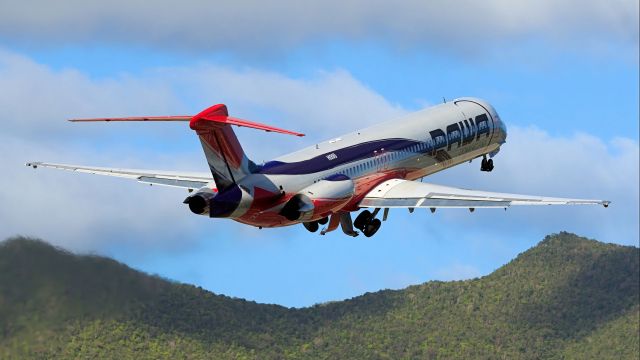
[224,97,507,227]
[250,98,505,193]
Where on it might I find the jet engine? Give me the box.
[184,185,253,218]
[183,188,216,215]
[280,175,354,221]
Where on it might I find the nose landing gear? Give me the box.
[354,209,382,237]
[480,155,494,172]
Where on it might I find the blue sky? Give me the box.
[0,1,638,307]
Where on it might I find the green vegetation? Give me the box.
[1,232,638,359]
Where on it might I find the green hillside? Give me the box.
[0,232,638,359]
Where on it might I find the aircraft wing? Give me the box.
[25,162,213,190]
[359,179,610,209]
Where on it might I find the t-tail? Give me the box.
[189,104,303,191]
[69,104,304,192]
[189,105,254,190]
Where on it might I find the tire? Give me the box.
[317,217,329,225]
[354,210,372,230]
[481,157,488,170]
[303,221,319,233]
[363,219,382,238]
[487,159,494,171]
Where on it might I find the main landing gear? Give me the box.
[303,211,383,238]
[303,221,319,233]
[480,155,494,172]
[353,209,382,237]
[302,217,328,233]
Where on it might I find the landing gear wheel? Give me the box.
[354,210,372,230]
[363,219,381,237]
[303,221,319,233]
[318,217,329,225]
[480,156,494,172]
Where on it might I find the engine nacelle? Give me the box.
[280,175,355,222]
[183,188,217,215]
[184,185,253,218]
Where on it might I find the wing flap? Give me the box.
[359,179,610,208]
[360,198,511,208]
[26,162,213,190]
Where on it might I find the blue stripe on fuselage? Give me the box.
[258,138,421,175]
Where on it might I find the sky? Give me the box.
[0,0,638,308]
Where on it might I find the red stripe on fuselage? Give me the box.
[233,169,409,228]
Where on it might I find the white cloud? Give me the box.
[0,1,636,55]
[0,48,183,139]
[160,65,406,154]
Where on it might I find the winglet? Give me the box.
[189,104,305,137]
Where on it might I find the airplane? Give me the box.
[26,98,610,237]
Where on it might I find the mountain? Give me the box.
[0,232,638,359]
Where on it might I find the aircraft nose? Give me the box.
[495,116,507,144]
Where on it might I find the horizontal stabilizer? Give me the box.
[190,104,305,137]
[69,104,305,137]
[69,116,191,122]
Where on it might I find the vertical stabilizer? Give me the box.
[190,104,304,191]
[190,105,255,191]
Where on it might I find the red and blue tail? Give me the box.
[189,104,304,191]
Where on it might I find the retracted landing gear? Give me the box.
[354,209,382,237]
[480,155,494,172]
